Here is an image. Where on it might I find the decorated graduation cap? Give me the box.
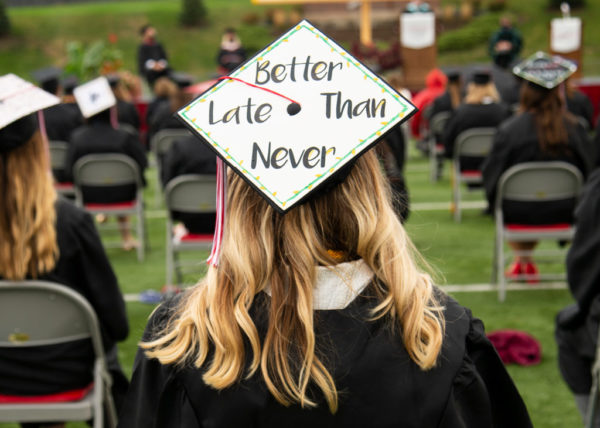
[32,66,62,94]
[0,73,60,153]
[177,19,416,215]
[73,76,117,119]
[513,51,577,90]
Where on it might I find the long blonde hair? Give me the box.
[464,82,501,104]
[143,149,445,412]
[0,131,58,279]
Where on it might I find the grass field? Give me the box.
[0,148,585,428]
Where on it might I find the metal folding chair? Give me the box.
[73,154,147,262]
[150,128,193,207]
[586,325,600,428]
[0,280,117,428]
[491,161,583,301]
[451,127,495,222]
[164,174,216,285]
[428,111,451,182]
[49,140,75,198]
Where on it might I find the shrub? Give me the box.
[180,0,207,27]
[0,0,10,37]
[438,13,499,53]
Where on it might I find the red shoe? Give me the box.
[524,262,539,284]
[506,262,522,279]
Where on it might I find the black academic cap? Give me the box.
[472,69,491,85]
[170,72,194,88]
[32,66,62,94]
[445,69,461,83]
[513,51,577,90]
[106,73,121,88]
[62,75,79,95]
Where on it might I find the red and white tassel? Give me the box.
[207,157,227,267]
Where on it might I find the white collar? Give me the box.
[264,259,374,310]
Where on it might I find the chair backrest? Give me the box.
[495,161,583,213]
[429,111,451,138]
[151,129,192,159]
[73,154,141,189]
[454,127,496,159]
[165,174,217,215]
[0,281,104,359]
[49,141,69,171]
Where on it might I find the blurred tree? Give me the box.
[0,0,10,37]
[180,0,207,27]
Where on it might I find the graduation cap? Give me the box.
[513,51,577,90]
[0,74,60,153]
[73,76,117,119]
[32,67,62,94]
[170,72,194,89]
[445,69,461,83]
[62,75,79,96]
[177,19,417,215]
[106,73,121,88]
[472,69,492,85]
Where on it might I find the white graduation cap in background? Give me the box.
[73,76,116,119]
[0,73,60,130]
[177,19,417,214]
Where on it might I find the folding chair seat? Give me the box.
[451,127,495,222]
[150,128,193,207]
[0,280,117,428]
[428,111,451,182]
[164,174,216,285]
[73,153,146,262]
[491,161,583,301]
[49,140,75,198]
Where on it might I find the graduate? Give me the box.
[0,74,129,426]
[216,27,247,74]
[65,76,148,250]
[137,24,170,87]
[147,72,194,142]
[119,21,532,428]
[482,52,593,280]
[107,73,141,132]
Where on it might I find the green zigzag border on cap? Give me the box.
[180,22,414,208]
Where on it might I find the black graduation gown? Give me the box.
[0,198,128,396]
[429,92,453,120]
[491,65,521,106]
[442,102,511,169]
[162,136,217,234]
[379,124,409,222]
[138,41,170,86]
[118,288,532,428]
[66,121,148,203]
[148,102,187,143]
[556,168,600,393]
[117,99,141,131]
[43,103,83,143]
[217,47,247,73]
[147,96,170,126]
[566,91,594,130]
[481,112,593,224]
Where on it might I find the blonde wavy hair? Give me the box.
[143,149,445,412]
[464,81,501,104]
[0,131,58,279]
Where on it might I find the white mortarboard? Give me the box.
[73,76,117,119]
[0,73,60,153]
[513,51,577,90]
[177,19,417,214]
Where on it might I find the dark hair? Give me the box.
[41,80,60,96]
[139,24,151,36]
[520,83,576,154]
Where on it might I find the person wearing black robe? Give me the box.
[137,24,170,87]
[377,124,410,222]
[565,82,594,131]
[119,288,532,428]
[61,75,84,123]
[217,28,247,74]
[442,71,511,171]
[162,135,217,234]
[148,76,194,143]
[555,167,600,425]
[146,76,178,127]
[107,74,141,132]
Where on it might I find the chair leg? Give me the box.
[174,250,183,285]
[136,203,145,262]
[453,178,461,223]
[497,232,506,302]
[166,228,174,286]
[154,167,162,209]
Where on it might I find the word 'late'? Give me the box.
[209,98,272,125]
[251,142,336,169]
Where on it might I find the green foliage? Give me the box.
[64,39,123,81]
[0,0,10,37]
[548,0,585,8]
[180,0,207,27]
[438,13,500,53]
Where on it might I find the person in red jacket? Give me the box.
[410,68,447,141]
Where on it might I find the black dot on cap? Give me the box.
[287,103,301,116]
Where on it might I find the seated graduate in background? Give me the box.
[61,75,83,121]
[148,72,195,143]
[161,135,217,236]
[565,78,594,131]
[426,69,462,142]
[409,68,447,143]
[217,28,247,75]
[0,75,129,426]
[137,24,169,88]
[146,76,178,127]
[32,67,83,143]
[442,69,511,167]
[555,164,600,427]
[65,77,148,251]
[482,52,593,281]
[107,73,141,133]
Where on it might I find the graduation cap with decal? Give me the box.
[513,51,577,90]
[177,19,416,214]
[73,76,117,119]
[0,73,60,153]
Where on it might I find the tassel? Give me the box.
[110,105,119,129]
[207,157,227,267]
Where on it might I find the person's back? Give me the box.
[43,102,83,142]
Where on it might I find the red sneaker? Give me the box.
[524,262,539,284]
[506,262,522,279]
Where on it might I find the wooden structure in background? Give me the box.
[400,12,436,90]
[550,17,583,79]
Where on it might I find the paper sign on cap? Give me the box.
[513,51,577,90]
[177,19,417,213]
[0,74,60,130]
[73,76,116,119]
